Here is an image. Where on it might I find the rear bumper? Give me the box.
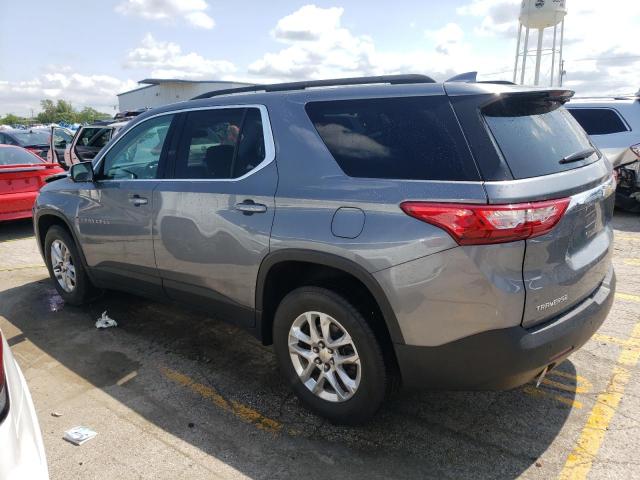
[396,266,615,390]
[0,192,37,221]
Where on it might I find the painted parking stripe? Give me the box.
[623,259,640,266]
[558,321,640,480]
[616,292,640,304]
[160,367,283,434]
[615,235,640,242]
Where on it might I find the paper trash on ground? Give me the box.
[95,311,117,329]
[63,426,97,445]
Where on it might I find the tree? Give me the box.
[77,107,110,124]
[0,113,28,125]
[33,99,111,124]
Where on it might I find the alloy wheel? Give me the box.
[288,311,361,402]
[50,239,76,293]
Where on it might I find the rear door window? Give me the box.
[174,107,266,179]
[305,96,479,181]
[566,108,629,135]
[483,100,599,179]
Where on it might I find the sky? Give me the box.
[1,0,639,116]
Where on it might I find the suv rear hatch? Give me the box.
[450,86,615,328]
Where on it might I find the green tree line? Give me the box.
[0,99,111,126]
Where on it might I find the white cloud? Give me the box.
[115,0,215,29]
[425,23,465,55]
[125,34,236,79]
[248,5,480,82]
[272,5,343,41]
[0,67,136,116]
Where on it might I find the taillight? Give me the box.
[400,198,570,245]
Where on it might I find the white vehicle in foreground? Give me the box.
[0,330,48,480]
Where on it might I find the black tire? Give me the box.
[44,225,98,305]
[273,286,388,424]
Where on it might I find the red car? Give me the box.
[0,145,65,221]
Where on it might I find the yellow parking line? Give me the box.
[541,377,589,394]
[558,321,640,480]
[623,259,640,266]
[522,385,583,409]
[615,235,640,242]
[160,367,282,434]
[616,292,640,304]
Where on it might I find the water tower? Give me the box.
[513,0,567,86]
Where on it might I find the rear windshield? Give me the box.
[306,96,479,181]
[0,146,43,165]
[483,100,599,179]
[10,131,50,146]
[566,108,629,135]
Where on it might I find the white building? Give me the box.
[117,78,253,112]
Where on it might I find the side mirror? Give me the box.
[70,161,95,182]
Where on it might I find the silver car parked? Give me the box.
[34,75,616,423]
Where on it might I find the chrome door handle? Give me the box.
[128,195,148,206]
[235,201,267,214]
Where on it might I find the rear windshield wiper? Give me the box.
[560,148,596,164]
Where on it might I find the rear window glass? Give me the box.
[305,96,479,181]
[566,108,629,135]
[483,101,599,179]
[0,146,43,165]
[10,131,50,146]
[77,128,111,148]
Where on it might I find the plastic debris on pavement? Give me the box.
[63,426,97,445]
[95,311,118,329]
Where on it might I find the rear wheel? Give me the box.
[273,287,388,424]
[44,225,98,305]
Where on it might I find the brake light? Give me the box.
[400,198,570,245]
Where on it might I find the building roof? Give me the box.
[117,78,254,96]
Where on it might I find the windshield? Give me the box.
[0,146,44,165]
[11,131,51,146]
[483,100,599,179]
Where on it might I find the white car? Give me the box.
[0,330,49,480]
[567,94,640,212]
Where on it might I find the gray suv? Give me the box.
[34,75,616,424]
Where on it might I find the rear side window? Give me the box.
[483,100,599,179]
[174,107,266,180]
[566,108,629,135]
[305,96,479,181]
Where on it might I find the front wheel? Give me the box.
[273,287,389,424]
[44,225,98,305]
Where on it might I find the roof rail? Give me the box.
[191,74,436,100]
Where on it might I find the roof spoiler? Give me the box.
[446,71,517,85]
